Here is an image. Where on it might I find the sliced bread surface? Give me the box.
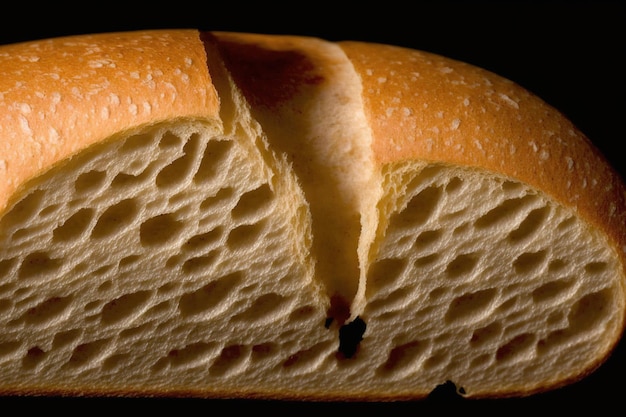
[0,29,624,400]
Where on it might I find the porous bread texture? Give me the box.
[340,40,626,397]
[0,30,336,398]
[0,29,625,400]
[358,162,622,397]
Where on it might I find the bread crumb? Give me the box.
[451,118,461,130]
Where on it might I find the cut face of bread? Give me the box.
[0,118,341,395]
[0,30,624,400]
[0,31,336,397]
[358,161,623,396]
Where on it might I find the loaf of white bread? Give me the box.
[0,29,624,400]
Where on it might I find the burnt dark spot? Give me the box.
[338,316,366,359]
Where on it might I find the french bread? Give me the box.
[0,29,624,401]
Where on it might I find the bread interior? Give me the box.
[355,160,624,396]
[0,45,337,396]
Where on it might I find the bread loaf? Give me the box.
[0,29,624,400]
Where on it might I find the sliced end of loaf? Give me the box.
[0,30,624,401]
[0,31,337,398]
[358,161,624,397]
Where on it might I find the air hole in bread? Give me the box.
[67,338,111,369]
[2,189,45,228]
[100,290,153,325]
[445,252,480,279]
[194,139,234,184]
[18,251,62,279]
[0,258,16,278]
[181,250,220,274]
[102,352,131,372]
[282,341,332,370]
[110,171,151,189]
[74,170,107,195]
[585,261,608,274]
[513,250,547,274]
[23,295,73,326]
[209,344,247,376]
[445,288,497,324]
[474,194,537,229]
[531,278,575,303]
[52,208,95,242]
[39,204,60,219]
[568,289,613,333]
[22,346,45,370]
[155,134,202,189]
[120,132,155,153]
[118,255,141,269]
[548,259,567,272]
[470,322,503,347]
[251,342,277,360]
[378,339,427,376]
[367,258,407,293]
[158,131,183,149]
[52,329,82,350]
[178,271,243,318]
[231,183,274,221]
[423,351,449,370]
[183,227,223,253]
[507,206,550,243]
[413,229,443,250]
[139,213,184,247]
[495,333,536,362]
[91,198,139,239]
[390,185,442,228]
[166,341,218,369]
[234,292,289,323]
[200,187,235,211]
[226,220,267,250]
[445,176,463,193]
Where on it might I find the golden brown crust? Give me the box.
[340,40,626,282]
[0,29,219,213]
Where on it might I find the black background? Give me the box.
[1,1,624,414]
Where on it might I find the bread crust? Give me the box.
[0,29,220,213]
[340,40,626,296]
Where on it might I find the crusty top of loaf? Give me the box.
[340,40,626,279]
[0,29,220,213]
